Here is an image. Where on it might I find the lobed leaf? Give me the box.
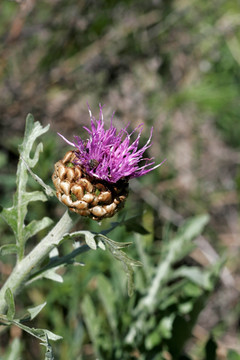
[0,114,51,258]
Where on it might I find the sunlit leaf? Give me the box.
[43,269,63,283]
[27,302,47,321]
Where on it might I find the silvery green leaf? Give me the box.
[96,234,133,249]
[84,232,97,250]
[96,234,142,297]
[23,217,53,242]
[43,270,63,283]
[27,142,43,168]
[27,302,47,320]
[97,239,106,250]
[0,244,18,256]
[61,230,97,250]
[0,114,50,254]
[4,288,15,321]
[26,266,64,285]
[43,329,63,341]
[49,247,59,258]
[0,207,18,238]
[20,155,55,197]
[11,319,62,342]
[23,191,48,204]
[75,231,97,250]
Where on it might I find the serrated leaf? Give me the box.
[0,114,50,257]
[97,234,133,249]
[23,217,53,241]
[27,302,47,320]
[98,234,141,296]
[4,288,15,321]
[0,244,18,256]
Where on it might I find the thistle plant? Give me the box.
[0,106,165,359]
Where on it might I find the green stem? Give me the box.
[0,210,78,314]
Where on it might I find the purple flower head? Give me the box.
[58,105,165,183]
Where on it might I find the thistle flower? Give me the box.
[52,105,165,221]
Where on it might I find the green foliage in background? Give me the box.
[80,215,222,360]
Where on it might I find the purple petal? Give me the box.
[58,105,165,183]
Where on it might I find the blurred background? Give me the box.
[0,0,240,359]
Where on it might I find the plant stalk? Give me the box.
[0,210,78,314]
